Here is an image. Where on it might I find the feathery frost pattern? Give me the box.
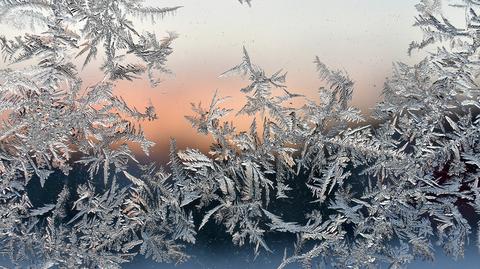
[0,0,185,267]
[1,0,480,268]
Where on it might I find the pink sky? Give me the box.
[1,0,443,161]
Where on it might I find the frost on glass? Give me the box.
[1,0,480,268]
[0,0,185,267]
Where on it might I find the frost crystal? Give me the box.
[1,0,480,268]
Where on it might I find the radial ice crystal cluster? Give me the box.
[0,0,479,268]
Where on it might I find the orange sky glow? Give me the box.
[3,0,453,162]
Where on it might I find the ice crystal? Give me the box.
[0,0,186,267]
[1,0,480,268]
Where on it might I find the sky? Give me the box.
[1,2,479,268]
[125,0,424,161]
[1,0,429,161]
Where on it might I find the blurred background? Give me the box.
[78,0,426,163]
[2,1,477,268]
[0,0,435,162]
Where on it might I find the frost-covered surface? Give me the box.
[1,0,480,268]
